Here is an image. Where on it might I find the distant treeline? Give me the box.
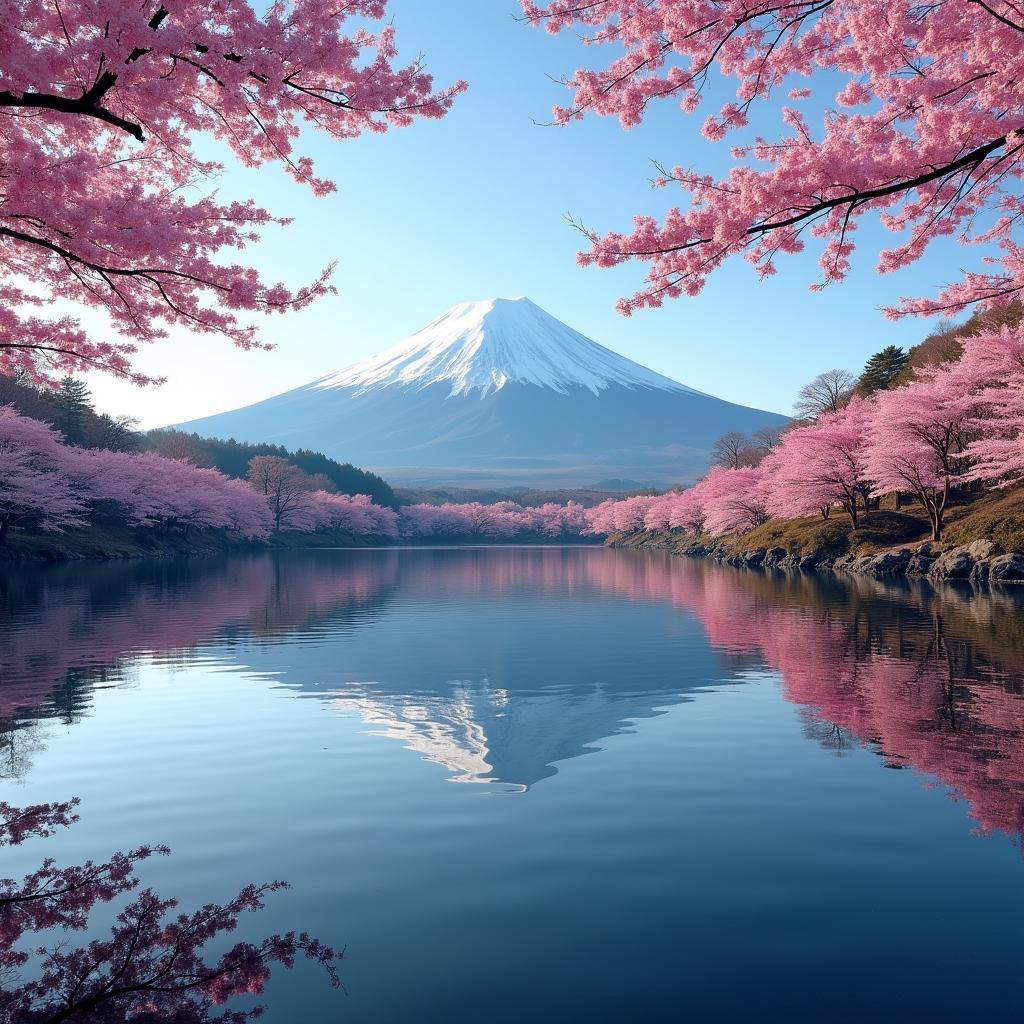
[394,484,657,509]
[0,373,141,452]
[147,430,396,508]
[0,373,395,507]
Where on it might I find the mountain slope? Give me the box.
[315,297,698,397]
[175,297,787,486]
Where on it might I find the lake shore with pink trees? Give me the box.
[0,405,608,562]
[580,319,1024,585]
[604,482,1024,585]
[611,523,1024,586]
[7,316,1024,575]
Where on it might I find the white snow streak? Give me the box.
[312,297,699,398]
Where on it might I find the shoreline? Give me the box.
[0,527,603,565]
[610,530,1024,585]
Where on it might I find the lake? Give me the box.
[2,547,1023,1021]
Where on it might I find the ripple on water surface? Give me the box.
[2,548,1023,1022]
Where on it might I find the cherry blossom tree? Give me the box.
[862,373,974,540]
[0,408,615,548]
[0,798,342,1023]
[312,491,399,539]
[585,494,655,535]
[524,1,1024,319]
[458,502,522,539]
[530,500,590,537]
[0,409,273,544]
[247,456,320,534]
[398,503,473,539]
[398,500,593,541]
[582,499,617,536]
[698,466,771,536]
[591,472,733,540]
[640,492,676,532]
[0,405,87,543]
[587,489,713,537]
[77,448,273,538]
[216,475,276,540]
[956,325,1024,485]
[667,486,707,534]
[0,0,465,383]
[765,397,872,526]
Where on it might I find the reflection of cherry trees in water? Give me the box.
[0,554,403,724]
[3,551,1024,840]
[0,799,342,1024]
[646,567,1024,842]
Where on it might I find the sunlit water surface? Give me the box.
[2,547,1023,1022]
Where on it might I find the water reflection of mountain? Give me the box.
[2,549,1023,837]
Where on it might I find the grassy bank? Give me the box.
[613,486,1024,579]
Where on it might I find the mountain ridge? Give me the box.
[174,297,787,487]
[312,296,701,398]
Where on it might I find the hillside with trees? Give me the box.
[0,372,396,508]
[148,430,396,508]
[0,401,600,558]
[589,310,1024,583]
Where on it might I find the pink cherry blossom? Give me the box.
[0,1,466,384]
[697,466,772,536]
[0,799,342,1023]
[525,1,1024,320]
[956,326,1024,485]
[765,397,872,526]
[0,405,88,541]
[862,371,976,540]
[312,490,399,538]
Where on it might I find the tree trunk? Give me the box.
[933,479,950,541]
[927,494,944,541]
[0,514,10,546]
[847,501,859,530]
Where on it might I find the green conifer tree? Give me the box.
[52,376,93,443]
[857,346,909,396]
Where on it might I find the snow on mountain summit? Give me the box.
[313,297,699,398]
[174,294,788,485]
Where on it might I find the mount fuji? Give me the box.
[174,297,787,486]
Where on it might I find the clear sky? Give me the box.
[86,1,973,427]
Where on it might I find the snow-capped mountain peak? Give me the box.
[313,296,699,398]
[174,294,789,486]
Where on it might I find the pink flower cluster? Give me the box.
[312,491,400,539]
[398,501,591,539]
[0,0,465,383]
[585,468,771,541]
[585,325,1024,542]
[0,408,597,546]
[1,405,272,540]
[525,1,1024,320]
[1,798,342,1022]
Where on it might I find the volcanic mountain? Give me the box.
[175,297,787,486]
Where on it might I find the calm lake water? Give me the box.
[2,547,1023,1021]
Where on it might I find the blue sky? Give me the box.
[88,1,972,427]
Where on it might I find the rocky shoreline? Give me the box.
[612,532,1024,585]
